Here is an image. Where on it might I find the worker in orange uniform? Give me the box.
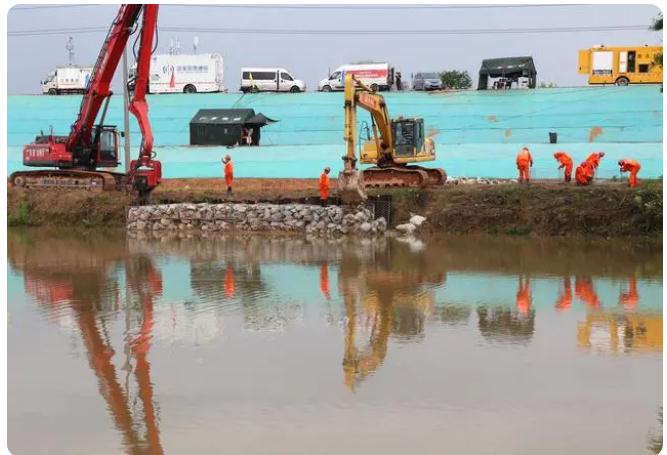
[555,276,573,312]
[222,154,234,194]
[320,263,331,300]
[575,160,595,186]
[516,274,532,315]
[319,166,331,206]
[553,151,573,183]
[585,151,605,169]
[516,147,533,184]
[618,159,641,187]
[619,277,639,309]
[224,264,235,298]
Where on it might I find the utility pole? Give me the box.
[122,47,131,172]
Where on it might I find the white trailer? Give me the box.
[135,53,225,94]
[41,66,93,95]
[319,62,395,92]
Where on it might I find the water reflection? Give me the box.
[7,229,663,453]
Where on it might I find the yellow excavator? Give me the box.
[338,73,446,203]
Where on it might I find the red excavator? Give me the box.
[9,5,161,199]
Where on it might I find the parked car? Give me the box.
[240,67,305,93]
[412,72,443,91]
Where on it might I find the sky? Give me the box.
[6,3,663,94]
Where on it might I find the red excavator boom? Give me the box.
[11,4,161,197]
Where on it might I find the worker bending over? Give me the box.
[618,159,641,187]
[553,151,573,183]
[585,151,605,169]
[516,147,533,183]
[319,167,331,206]
[222,154,234,194]
[575,160,595,186]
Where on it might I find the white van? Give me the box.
[319,62,394,92]
[240,67,305,93]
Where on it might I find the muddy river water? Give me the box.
[7,228,662,454]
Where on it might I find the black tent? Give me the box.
[189,108,277,146]
[477,56,537,90]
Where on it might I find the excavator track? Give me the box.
[362,166,446,188]
[9,169,126,192]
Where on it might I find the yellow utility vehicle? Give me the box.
[578,45,663,85]
[338,74,446,203]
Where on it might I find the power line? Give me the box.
[10,3,588,10]
[8,24,651,37]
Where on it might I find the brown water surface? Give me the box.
[7,228,662,454]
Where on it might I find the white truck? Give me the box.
[319,62,395,92]
[131,53,225,94]
[41,66,93,95]
[240,67,306,93]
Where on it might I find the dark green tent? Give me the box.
[477,56,537,90]
[189,108,277,146]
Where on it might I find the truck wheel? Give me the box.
[370,83,379,92]
[250,86,259,93]
[48,88,57,95]
[183,84,197,93]
[322,85,332,92]
[615,77,629,86]
[290,86,300,93]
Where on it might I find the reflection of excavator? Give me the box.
[338,74,446,203]
[9,5,161,199]
[339,245,442,391]
[9,231,165,454]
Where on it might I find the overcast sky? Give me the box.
[7,3,663,94]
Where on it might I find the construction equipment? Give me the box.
[338,74,446,204]
[9,5,162,199]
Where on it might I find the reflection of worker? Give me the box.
[619,277,639,309]
[222,154,233,194]
[575,276,600,309]
[553,151,573,183]
[319,263,330,300]
[516,275,532,314]
[555,276,573,312]
[319,167,331,206]
[575,160,594,186]
[224,264,235,298]
[516,147,533,183]
[618,159,641,188]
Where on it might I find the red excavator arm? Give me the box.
[14,4,161,196]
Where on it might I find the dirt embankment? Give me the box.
[7,178,663,237]
[390,181,662,237]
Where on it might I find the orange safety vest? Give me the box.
[585,152,604,168]
[554,151,573,167]
[319,172,330,198]
[619,159,641,173]
[516,149,533,167]
[224,161,234,186]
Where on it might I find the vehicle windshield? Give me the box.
[330,71,341,80]
[421,73,439,79]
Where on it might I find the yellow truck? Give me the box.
[578,45,663,85]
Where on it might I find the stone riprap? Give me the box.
[126,203,387,236]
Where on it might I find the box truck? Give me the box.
[319,62,395,92]
[578,45,663,85]
[41,66,93,95]
[131,53,225,93]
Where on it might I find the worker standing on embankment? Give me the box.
[618,159,641,187]
[223,154,234,194]
[516,147,533,184]
[319,167,331,206]
[553,151,573,183]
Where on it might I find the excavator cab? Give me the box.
[94,126,120,167]
[391,118,424,159]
